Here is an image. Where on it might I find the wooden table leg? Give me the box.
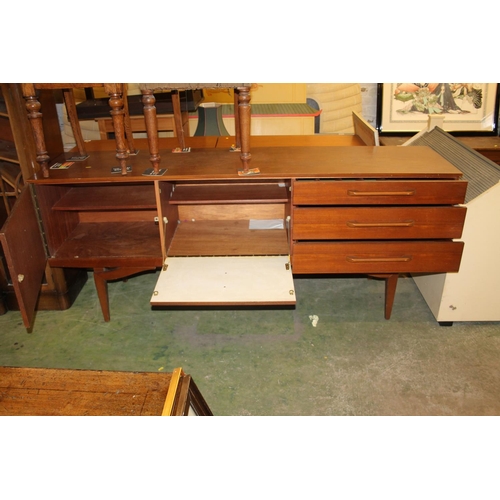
[172,90,186,151]
[141,89,161,173]
[122,84,138,155]
[233,88,241,150]
[61,89,87,158]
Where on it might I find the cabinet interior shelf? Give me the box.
[52,221,162,265]
[168,220,289,257]
[52,185,157,211]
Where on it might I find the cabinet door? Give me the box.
[0,187,46,328]
[151,255,296,306]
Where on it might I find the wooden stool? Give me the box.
[139,84,253,174]
[21,84,135,177]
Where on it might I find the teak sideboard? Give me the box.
[0,141,467,330]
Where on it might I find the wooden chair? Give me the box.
[0,162,23,215]
[138,84,253,175]
[21,84,136,177]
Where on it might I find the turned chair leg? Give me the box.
[141,89,161,173]
[236,86,251,173]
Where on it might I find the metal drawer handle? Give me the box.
[346,256,412,263]
[347,220,415,228]
[347,190,416,197]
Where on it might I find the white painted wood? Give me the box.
[151,256,296,306]
[413,182,500,321]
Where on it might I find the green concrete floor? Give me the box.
[1,271,499,415]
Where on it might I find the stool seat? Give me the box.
[138,83,251,91]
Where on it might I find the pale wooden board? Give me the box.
[151,256,296,305]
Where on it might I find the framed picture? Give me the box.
[377,83,500,135]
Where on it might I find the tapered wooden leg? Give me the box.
[370,273,399,319]
[384,274,399,320]
[122,84,138,155]
[237,86,252,173]
[62,88,87,157]
[93,267,156,322]
[141,89,161,173]
[21,84,50,178]
[172,90,186,150]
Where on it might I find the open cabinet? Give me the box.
[1,142,467,330]
[152,180,295,305]
[0,149,296,329]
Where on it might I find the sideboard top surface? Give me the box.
[28,145,464,184]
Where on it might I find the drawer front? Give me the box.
[292,241,465,274]
[292,206,467,240]
[293,180,467,205]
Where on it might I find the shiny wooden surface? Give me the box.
[28,144,464,184]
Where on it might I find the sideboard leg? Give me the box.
[384,274,399,319]
[369,273,399,319]
[94,267,157,322]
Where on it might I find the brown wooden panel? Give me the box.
[33,184,79,256]
[0,367,171,416]
[292,241,464,274]
[0,188,46,328]
[168,220,290,256]
[53,184,157,211]
[170,182,289,204]
[178,204,285,221]
[293,180,467,205]
[292,206,467,240]
[0,366,213,416]
[0,116,14,142]
[50,221,162,267]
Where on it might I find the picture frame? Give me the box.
[377,83,500,135]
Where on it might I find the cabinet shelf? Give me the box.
[168,220,289,257]
[52,184,157,211]
[51,221,162,266]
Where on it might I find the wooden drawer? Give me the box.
[292,241,465,274]
[292,206,466,240]
[293,180,467,205]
